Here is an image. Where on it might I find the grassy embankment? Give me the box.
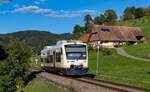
[117,16,150,59]
[124,43,150,59]
[23,78,70,92]
[88,49,150,89]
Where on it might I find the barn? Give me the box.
[81,25,144,48]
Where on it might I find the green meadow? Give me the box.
[89,49,150,89]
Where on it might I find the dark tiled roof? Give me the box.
[90,25,144,42]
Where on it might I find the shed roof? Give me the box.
[90,25,144,42]
[80,33,91,43]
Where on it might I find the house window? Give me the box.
[136,36,143,40]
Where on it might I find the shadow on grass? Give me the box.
[65,73,96,78]
[147,72,150,74]
[84,73,96,78]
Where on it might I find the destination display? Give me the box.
[66,46,86,52]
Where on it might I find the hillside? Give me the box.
[0,30,72,53]
[117,16,150,39]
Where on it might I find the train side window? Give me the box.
[45,58,49,63]
[47,51,50,55]
[48,55,53,63]
[60,48,62,54]
[56,52,61,62]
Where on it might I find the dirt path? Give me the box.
[115,47,150,62]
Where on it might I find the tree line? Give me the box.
[72,6,150,39]
[123,6,150,20]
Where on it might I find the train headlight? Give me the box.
[79,65,83,68]
[70,65,75,68]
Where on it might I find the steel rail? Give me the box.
[75,77,150,92]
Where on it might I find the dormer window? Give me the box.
[101,28,110,32]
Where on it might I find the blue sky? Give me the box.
[0,0,150,34]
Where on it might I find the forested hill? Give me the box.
[0,30,72,53]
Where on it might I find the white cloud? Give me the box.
[34,0,47,4]
[1,5,97,18]
[13,5,53,15]
[47,9,97,18]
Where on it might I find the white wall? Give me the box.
[89,41,127,48]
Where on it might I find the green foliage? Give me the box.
[72,14,93,40]
[104,9,118,24]
[94,14,106,25]
[145,7,150,16]
[72,25,84,40]
[123,7,136,20]
[123,6,150,20]
[0,39,32,91]
[100,48,112,56]
[134,8,145,19]
[84,14,93,32]
[94,9,117,25]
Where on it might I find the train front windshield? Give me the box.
[65,45,87,60]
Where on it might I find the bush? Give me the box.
[0,39,32,91]
[101,48,112,56]
[88,46,112,56]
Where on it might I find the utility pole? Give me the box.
[96,41,100,74]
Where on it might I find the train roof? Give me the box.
[56,40,85,45]
[41,40,87,52]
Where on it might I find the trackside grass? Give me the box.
[23,78,70,92]
[29,55,41,68]
[124,43,150,59]
[88,49,150,89]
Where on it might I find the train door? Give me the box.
[53,51,55,72]
[54,48,62,72]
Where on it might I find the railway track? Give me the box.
[37,72,150,92]
[75,77,150,92]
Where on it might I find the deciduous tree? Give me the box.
[84,14,93,32]
[94,14,106,25]
[123,7,135,20]
[104,9,117,24]
[134,8,145,19]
